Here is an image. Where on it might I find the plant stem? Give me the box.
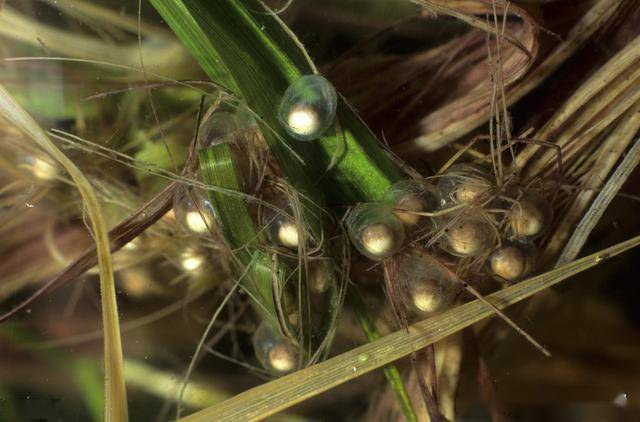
[351,291,418,422]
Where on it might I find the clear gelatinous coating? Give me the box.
[509,192,552,240]
[384,180,439,226]
[347,203,405,260]
[439,213,497,257]
[437,163,493,206]
[490,242,536,282]
[253,322,299,375]
[199,109,256,148]
[278,75,337,141]
[308,259,334,294]
[173,185,216,234]
[198,108,265,193]
[397,252,458,316]
[179,246,206,272]
[18,155,59,182]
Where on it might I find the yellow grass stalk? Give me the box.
[0,86,128,421]
[179,234,640,421]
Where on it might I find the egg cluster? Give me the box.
[346,163,553,318]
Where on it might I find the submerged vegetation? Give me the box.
[2,0,640,421]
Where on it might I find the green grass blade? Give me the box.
[179,234,640,421]
[150,0,403,204]
[199,145,276,317]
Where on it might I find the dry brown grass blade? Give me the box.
[540,102,640,265]
[178,234,640,421]
[414,0,533,60]
[0,2,186,72]
[556,137,640,266]
[330,0,537,153]
[398,0,621,154]
[519,68,640,177]
[516,32,640,170]
[0,85,128,420]
[0,181,177,323]
[0,107,202,323]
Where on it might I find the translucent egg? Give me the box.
[198,109,265,192]
[253,322,299,375]
[384,180,439,227]
[18,155,59,182]
[508,192,552,240]
[397,252,458,316]
[278,75,337,141]
[173,185,216,234]
[307,259,334,295]
[489,242,536,282]
[179,246,207,272]
[262,200,307,250]
[438,213,497,258]
[347,203,405,260]
[199,108,256,148]
[437,163,493,206]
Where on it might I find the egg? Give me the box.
[445,217,494,257]
[278,75,337,141]
[509,195,552,239]
[490,245,526,281]
[347,203,405,260]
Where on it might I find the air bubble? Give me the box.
[278,75,337,141]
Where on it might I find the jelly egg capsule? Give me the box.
[384,180,439,226]
[199,109,265,192]
[277,220,300,249]
[410,279,446,314]
[179,247,206,272]
[490,243,535,281]
[253,322,299,375]
[173,186,216,234]
[263,204,303,250]
[347,203,405,260]
[361,224,394,255]
[509,194,552,239]
[437,163,493,206]
[440,214,496,257]
[398,252,457,315]
[268,343,297,373]
[278,75,337,141]
[199,109,256,147]
[18,155,59,182]
[308,260,333,294]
